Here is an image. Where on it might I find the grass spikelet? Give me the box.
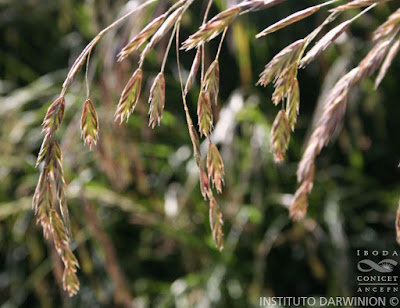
[33,173,53,238]
[271,110,290,162]
[36,132,52,167]
[50,209,80,296]
[200,166,210,200]
[42,96,65,133]
[375,38,400,89]
[289,181,310,221]
[286,78,300,131]
[115,68,142,123]
[373,9,400,41]
[257,39,305,86]
[118,14,167,62]
[256,5,320,38]
[271,65,297,105]
[204,60,220,105]
[148,72,166,128]
[209,197,224,251]
[300,20,351,68]
[297,67,359,184]
[197,90,213,137]
[332,0,390,12]
[63,266,80,297]
[207,142,225,193]
[357,38,394,81]
[181,7,240,50]
[238,0,288,14]
[51,141,70,236]
[80,99,99,149]
[140,7,184,63]
[184,48,201,95]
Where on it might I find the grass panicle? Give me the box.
[34,0,400,295]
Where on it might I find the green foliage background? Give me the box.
[1,0,400,307]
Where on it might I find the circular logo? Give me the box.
[390,297,399,306]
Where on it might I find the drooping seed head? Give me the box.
[42,96,65,133]
[256,5,320,38]
[181,7,240,51]
[289,181,310,221]
[204,60,220,105]
[148,72,166,128]
[271,110,290,162]
[118,13,167,62]
[115,68,142,123]
[140,7,184,64]
[257,39,305,87]
[300,20,351,68]
[184,48,201,95]
[332,0,391,12]
[207,142,225,193]
[80,99,99,149]
[209,197,224,251]
[286,78,300,131]
[197,90,213,137]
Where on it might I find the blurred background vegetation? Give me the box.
[1,0,400,307]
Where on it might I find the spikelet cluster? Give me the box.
[33,96,80,296]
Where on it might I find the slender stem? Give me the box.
[176,22,189,112]
[201,0,214,82]
[317,0,341,9]
[201,45,205,83]
[85,50,91,99]
[97,0,156,37]
[161,24,178,73]
[216,27,227,60]
[349,3,377,23]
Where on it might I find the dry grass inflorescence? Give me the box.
[34,0,399,296]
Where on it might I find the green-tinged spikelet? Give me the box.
[80,99,99,149]
[115,68,142,123]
